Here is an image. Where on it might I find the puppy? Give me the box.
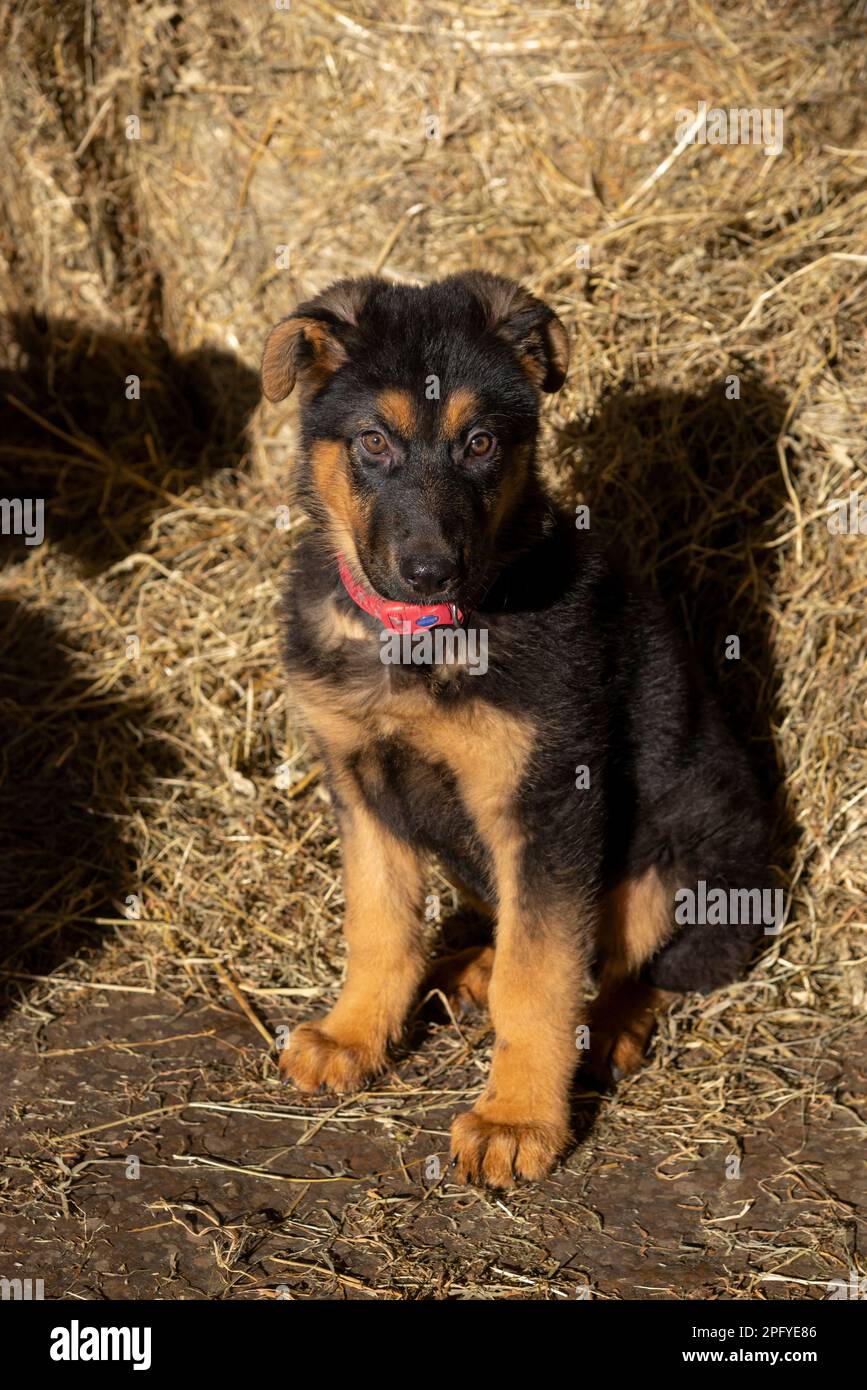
[261,272,773,1187]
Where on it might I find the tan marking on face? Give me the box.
[310,438,369,570]
[442,386,480,439]
[376,388,417,438]
[488,442,531,541]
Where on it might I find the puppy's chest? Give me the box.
[293,596,477,747]
[290,602,534,833]
[293,648,475,774]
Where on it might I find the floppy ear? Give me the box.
[261,278,370,403]
[456,271,569,392]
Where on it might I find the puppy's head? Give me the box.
[261,272,568,604]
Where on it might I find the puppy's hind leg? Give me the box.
[424,869,495,1013]
[425,944,495,1014]
[587,867,677,1084]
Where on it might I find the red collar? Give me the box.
[337,554,468,633]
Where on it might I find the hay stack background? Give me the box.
[0,0,864,1299]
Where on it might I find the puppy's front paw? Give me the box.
[279,1020,381,1094]
[450,1105,567,1187]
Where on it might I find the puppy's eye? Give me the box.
[359,430,388,456]
[467,431,495,458]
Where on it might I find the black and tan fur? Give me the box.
[261,272,773,1187]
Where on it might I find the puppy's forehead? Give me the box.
[339,287,519,438]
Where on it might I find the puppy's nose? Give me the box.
[398,551,460,596]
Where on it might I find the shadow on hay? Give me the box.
[558,372,792,817]
[0,313,259,1017]
[558,370,799,1117]
[0,598,183,1021]
[0,310,260,573]
[421,372,798,1145]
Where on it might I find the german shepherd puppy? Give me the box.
[261,272,773,1188]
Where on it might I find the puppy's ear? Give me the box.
[261,278,371,403]
[456,271,569,392]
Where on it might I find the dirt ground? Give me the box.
[0,987,864,1299]
[1,1,865,1300]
